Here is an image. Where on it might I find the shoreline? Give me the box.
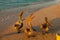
[0,0,58,12]
[0,0,56,11]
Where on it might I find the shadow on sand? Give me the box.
[32,18,60,34]
[32,26,41,32]
[0,30,24,38]
[49,18,60,33]
[0,18,60,39]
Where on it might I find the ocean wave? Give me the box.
[0,0,55,10]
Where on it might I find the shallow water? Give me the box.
[0,0,54,10]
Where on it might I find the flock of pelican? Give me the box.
[14,11,53,38]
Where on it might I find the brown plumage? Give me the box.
[27,13,35,31]
[24,28,34,38]
[14,11,24,33]
[40,17,52,33]
[24,13,35,37]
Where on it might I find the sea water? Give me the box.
[0,0,53,10]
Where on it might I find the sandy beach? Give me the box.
[0,2,60,40]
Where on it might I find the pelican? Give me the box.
[14,11,24,33]
[40,17,52,34]
[24,13,35,37]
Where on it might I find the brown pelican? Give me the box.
[40,17,52,34]
[24,13,35,37]
[14,11,24,33]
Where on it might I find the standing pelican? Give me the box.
[14,11,24,33]
[40,17,52,34]
[24,13,35,37]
